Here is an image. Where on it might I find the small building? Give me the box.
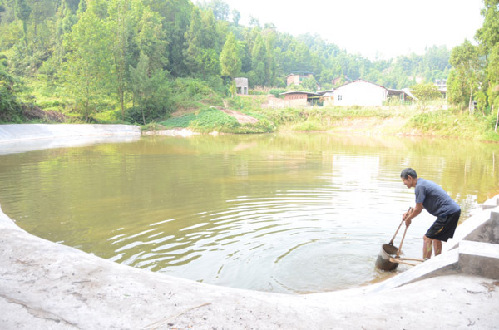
[235,77,249,95]
[286,72,314,87]
[280,91,320,107]
[434,79,447,99]
[333,80,388,107]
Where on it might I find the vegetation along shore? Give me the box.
[0,0,498,141]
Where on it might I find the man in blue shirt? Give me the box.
[400,168,461,259]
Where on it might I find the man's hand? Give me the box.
[403,207,414,226]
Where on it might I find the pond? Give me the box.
[0,133,497,293]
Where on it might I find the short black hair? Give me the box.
[401,168,417,179]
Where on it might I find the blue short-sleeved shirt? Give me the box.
[415,178,460,217]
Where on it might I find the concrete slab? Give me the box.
[458,240,499,279]
[0,124,141,155]
[482,195,499,210]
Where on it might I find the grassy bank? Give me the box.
[9,83,499,141]
[407,110,499,141]
[154,96,499,141]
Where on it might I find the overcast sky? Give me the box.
[221,0,484,60]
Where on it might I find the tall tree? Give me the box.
[184,7,219,78]
[447,40,482,112]
[14,0,31,46]
[64,0,114,121]
[109,0,130,120]
[130,52,171,124]
[141,0,192,76]
[220,32,240,78]
[250,34,266,86]
[475,0,499,109]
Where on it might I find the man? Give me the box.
[400,168,461,259]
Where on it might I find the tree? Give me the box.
[129,52,172,124]
[204,0,229,21]
[447,40,483,112]
[411,82,442,111]
[141,0,192,77]
[108,0,130,121]
[475,0,499,110]
[63,0,114,121]
[14,0,31,46]
[220,32,240,77]
[231,9,240,27]
[301,76,318,92]
[0,58,22,121]
[250,34,266,86]
[184,7,220,78]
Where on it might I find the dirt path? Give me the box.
[221,109,259,124]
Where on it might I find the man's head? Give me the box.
[401,168,417,189]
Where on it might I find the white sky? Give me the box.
[222,0,485,60]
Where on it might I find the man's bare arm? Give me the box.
[404,203,423,225]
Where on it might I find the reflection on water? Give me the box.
[0,133,498,293]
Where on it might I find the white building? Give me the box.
[333,80,388,107]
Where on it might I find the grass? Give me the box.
[407,110,499,141]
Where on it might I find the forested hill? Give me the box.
[0,0,450,88]
[1,0,495,125]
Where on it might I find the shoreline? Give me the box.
[0,124,498,328]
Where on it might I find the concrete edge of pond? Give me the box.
[1,199,498,329]
[1,124,498,329]
[0,124,142,155]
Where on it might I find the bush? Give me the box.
[172,78,223,110]
[269,89,286,98]
[0,68,23,122]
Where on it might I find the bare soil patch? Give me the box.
[221,109,258,124]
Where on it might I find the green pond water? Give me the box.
[0,133,497,293]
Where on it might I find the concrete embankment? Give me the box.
[0,124,141,155]
[0,125,498,329]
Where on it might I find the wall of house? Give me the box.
[323,96,334,106]
[283,94,308,107]
[333,81,388,107]
[286,75,300,86]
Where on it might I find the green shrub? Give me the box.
[0,68,22,122]
[190,108,239,132]
[172,78,223,110]
[159,113,197,128]
[269,89,286,98]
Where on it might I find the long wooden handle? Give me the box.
[390,219,404,244]
[396,224,409,257]
[392,207,413,244]
[398,257,425,262]
[389,258,418,266]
